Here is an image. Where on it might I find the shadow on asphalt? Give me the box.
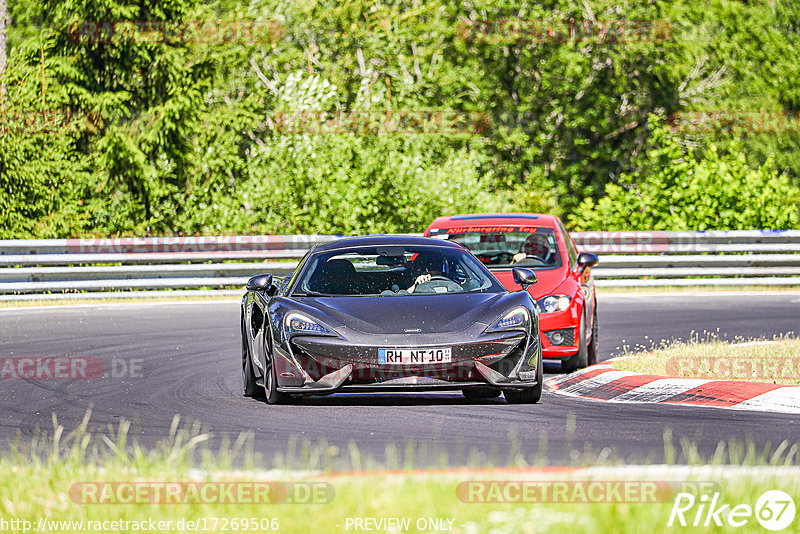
[245,366,564,407]
[290,394,508,407]
[243,363,567,407]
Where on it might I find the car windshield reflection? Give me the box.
[441,228,563,269]
[293,246,498,296]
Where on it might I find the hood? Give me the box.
[492,267,569,299]
[303,293,505,334]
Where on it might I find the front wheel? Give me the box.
[242,316,262,397]
[263,352,288,405]
[587,308,598,366]
[561,314,588,373]
[504,347,543,404]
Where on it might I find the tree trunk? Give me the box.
[0,0,7,99]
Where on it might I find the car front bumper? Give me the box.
[539,309,580,360]
[272,329,540,394]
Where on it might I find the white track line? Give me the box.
[548,365,614,387]
[736,388,800,414]
[556,370,637,395]
[611,378,712,403]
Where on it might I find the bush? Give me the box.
[173,72,502,235]
[576,119,800,231]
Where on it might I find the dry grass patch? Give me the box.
[612,334,800,385]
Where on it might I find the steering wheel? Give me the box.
[517,255,546,266]
[416,276,461,293]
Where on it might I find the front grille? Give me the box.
[545,328,574,346]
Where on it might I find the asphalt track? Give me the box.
[1,292,798,467]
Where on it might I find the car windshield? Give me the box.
[293,245,499,296]
[434,227,562,269]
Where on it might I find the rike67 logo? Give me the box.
[669,490,796,531]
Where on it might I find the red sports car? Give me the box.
[424,213,599,372]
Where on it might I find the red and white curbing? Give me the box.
[547,359,800,414]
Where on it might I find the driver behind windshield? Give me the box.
[510,233,554,265]
[406,252,449,293]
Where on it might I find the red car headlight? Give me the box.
[536,295,571,314]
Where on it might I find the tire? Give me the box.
[263,339,288,405]
[587,307,598,366]
[504,346,543,404]
[462,387,501,400]
[561,313,588,373]
[241,316,262,398]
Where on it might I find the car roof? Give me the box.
[427,213,559,229]
[313,235,464,253]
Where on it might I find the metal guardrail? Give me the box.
[0,231,798,297]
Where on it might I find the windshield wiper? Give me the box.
[293,291,327,297]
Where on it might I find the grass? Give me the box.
[3,413,800,533]
[612,333,800,385]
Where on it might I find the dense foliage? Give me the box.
[1,0,799,237]
[576,121,800,231]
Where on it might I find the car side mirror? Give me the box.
[576,252,599,273]
[512,267,537,291]
[246,274,277,296]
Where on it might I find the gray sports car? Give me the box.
[241,235,543,404]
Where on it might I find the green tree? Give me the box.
[4,0,800,238]
[41,0,217,232]
[576,119,800,231]
[173,71,501,234]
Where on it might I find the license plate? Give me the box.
[378,348,452,365]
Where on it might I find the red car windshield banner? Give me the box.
[433,226,540,234]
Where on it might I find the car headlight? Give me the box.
[537,295,571,314]
[284,312,332,336]
[486,307,530,333]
